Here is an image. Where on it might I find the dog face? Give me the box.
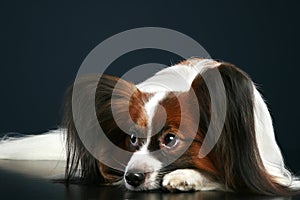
[63,58,297,195]
[122,76,219,191]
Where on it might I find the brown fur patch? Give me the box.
[149,88,218,175]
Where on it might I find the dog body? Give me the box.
[0,58,299,195]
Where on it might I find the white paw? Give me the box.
[162,169,202,192]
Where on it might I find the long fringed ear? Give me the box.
[192,63,292,195]
[62,74,142,184]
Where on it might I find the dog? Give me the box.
[0,58,299,195]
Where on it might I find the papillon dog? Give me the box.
[0,58,299,195]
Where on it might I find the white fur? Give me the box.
[143,92,166,124]
[0,129,66,161]
[253,86,300,189]
[162,169,224,191]
[124,150,162,190]
[140,92,166,151]
[136,59,220,93]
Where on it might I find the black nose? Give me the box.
[125,171,145,187]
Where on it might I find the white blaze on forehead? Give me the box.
[144,92,166,127]
[140,92,166,151]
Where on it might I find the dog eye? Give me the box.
[130,132,138,145]
[163,133,177,147]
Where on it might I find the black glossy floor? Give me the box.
[0,162,299,200]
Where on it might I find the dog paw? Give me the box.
[162,169,202,192]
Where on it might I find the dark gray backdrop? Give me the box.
[0,1,299,173]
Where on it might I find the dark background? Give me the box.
[0,0,299,175]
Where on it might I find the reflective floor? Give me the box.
[0,160,299,200]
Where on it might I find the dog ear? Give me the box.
[62,74,142,184]
[190,63,290,195]
[96,74,148,141]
